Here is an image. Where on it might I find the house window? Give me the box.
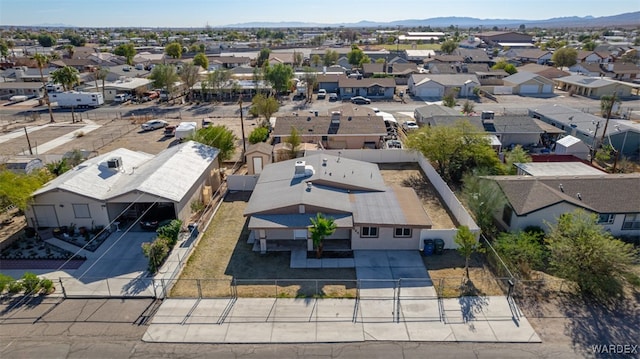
[502,205,513,226]
[72,204,91,218]
[394,228,412,238]
[622,214,640,230]
[360,226,378,238]
[597,214,615,224]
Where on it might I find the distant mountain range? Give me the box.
[224,11,639,29]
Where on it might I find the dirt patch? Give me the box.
[425,250,505,297]
[378,163,457,229]
[171,191,356,298]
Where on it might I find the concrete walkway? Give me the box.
[20,120,101,155]
[142,296,540,343]
[0,123,52,144]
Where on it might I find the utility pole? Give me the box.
[589,121,600,164]
[238,95,246,162]
[600,91,616,144]
[24,126,33,155]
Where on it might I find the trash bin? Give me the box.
[434,238,445,255]
[423,239,435,256]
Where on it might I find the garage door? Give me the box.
[520,85,539,94]
[542,84,553,93]
[417,87,442,97]
[32,205,59,228]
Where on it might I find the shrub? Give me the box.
[21,272,41,294]
[248,126,269,144]
[8,281,23,294]
[156,219,182,246]
[142,237,170,273]
[0,273,14,293]
[190,200,205,214]
[40,278,54,294]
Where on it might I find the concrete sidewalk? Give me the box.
[143,296,541,343]
[20,120,101,155]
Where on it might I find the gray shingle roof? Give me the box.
[273,115,386,137]
[492,174,640,215]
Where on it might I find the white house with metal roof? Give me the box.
[26,141,220,230]
[243,154,433,253]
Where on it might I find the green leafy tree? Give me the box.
[142,237,170,273]
[311,54,322,67]
[301,67,318,102]
[462,173,505,236]
[454,225,481,279]
[495,230,546,278]
[46,159,70,177]
[32,53,55,123]
[582,41,597,51]
[114,43,136,65]
[551,47,577,69]
[406,120,502,184]
[347,45,366,68]
[442,93,456,107]
[248,127,269,144]
[165,42,183,59]
[309,213,337,258]
[0,169,53,211]
[50,66,80,91]
[179,63,201,101]
[37,34,56,47]
[440,39,458,54]
[293,51,303,68]
[251,93,279,124]
[257,47,271,67]
[600,94,621,117]
[285,126,301,159]
[0,41,9,60]
[546,210,639,301]
[504,145,532,174]
[204,69,230,101]
[462,100,474,114]
[193,52,209,70]
[323,50,339,66]
[264,63,294,95]
[149,64,179,100]
[492,60,518,75]
[191,125,237,165]
[156,219,182,246]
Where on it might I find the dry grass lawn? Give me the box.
[424,250,505,298]
[171,192,356,298]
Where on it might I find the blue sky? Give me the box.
[1,0,637,27]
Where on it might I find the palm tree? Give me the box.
[50,66,80,91]
[33,53,55,123]
[93,66,109,99]
[309,213,337,258]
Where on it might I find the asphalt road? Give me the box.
[0,297,585,359]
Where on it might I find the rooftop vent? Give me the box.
[322,158,328,166]
[106,157,122,170]
[577,193,582,200]
[559,184,564,192]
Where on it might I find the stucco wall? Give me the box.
[27,191,109,229]
[351,227,422,250]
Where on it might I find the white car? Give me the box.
[141,119,168,131]
[402,121,419,131]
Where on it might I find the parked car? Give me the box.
[328,93,338,101]
[317,89,327,99]
[402,120,419,131]
[350,96,371,104]
[164,125,176,137]
[141,119,168,131]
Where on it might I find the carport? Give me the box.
[107,201,177,231]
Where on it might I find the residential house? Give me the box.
[554,75,633,98]
[475,31,533,47]
[243,154,433,253]
[268,52,296,66]
[508,49,553,65]
[317,74,346,93]
[487,174,640,237]
[273,108,386,150]
[569,62,603,77]
[413,104,460,124]
[575,50,606,64]
[404,49,436,63]
[502,71,555,95]
[407,74,480,98]
[26,141,221,230]
[362,63,419,85]
[206,55,251,70]
[0,82,45,100]
[480,115,564,148]
[2,66,53,83]
[517,64,570,80]
[529,104,640,157]
[337,77,396,100]
[80,77,153,102]
[600,62,640,81]
[452,48,494,65]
